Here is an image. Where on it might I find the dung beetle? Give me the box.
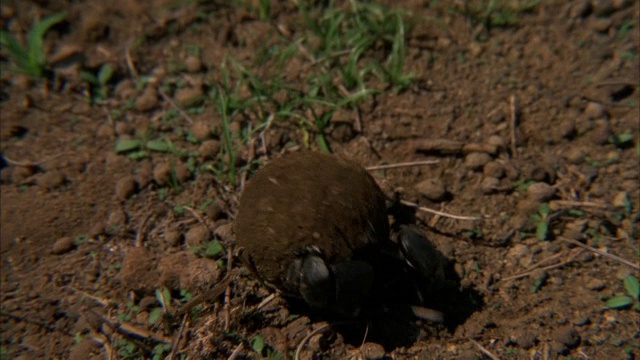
[235,151,444,318]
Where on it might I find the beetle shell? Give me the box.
[235,151,389,296]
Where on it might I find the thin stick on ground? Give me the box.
[228,343,244,360]
[500,248,584,282]
[169,314,188,360]
[3,152,65,167]
[158,88,194,124]
[509,94,517,158]
[400,199,481,221]
[295,324,331,360]
[224,246,234,331]
[470,339,500,360]
[560,237,640,270]
[365,160,440,171]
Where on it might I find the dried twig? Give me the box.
[224,246,234,331]
[125,44,138,78]
[400,199,481,221]
[228,343,244,360]
[169,314,188,360]
[295,324,331,360]
[175,270,237,317]
[509,95,517,158]
[560,237,640,270]
[135,215,151,247]
[470,339,500,360]
[365,160,440,171]
[550,200,610,209]
[255,293,277,311]
[158,88,194,124]
[500,248,583,282]
[2,152,65,167]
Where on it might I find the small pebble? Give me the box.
[135,87,158,112]
[465,152,492,171]
[52,236,75,254]
[88,221,105,238]
[563,147,585,164]
[527,182,556,202]
[611,191,630,208]
[96,124,115,139]
[175,86,204,108]
[586,278,606,291]
[164,229,183,247]
[483,161,505,178]
[185,224,210,247]
[214,222,233,243]
[362,342,386,360]
[589,119,610,145]
[198,139,220,160]
[107,209,127,230]
[583,102,606,119]
[184,55,202,73]
[191,120,212,141]
[115,176,138,200]
[414,178,447,202]
[573,316,590,326]
[480,176,500,194]
[487,135,505,149]
[153,163,172,185]
[205,201,226,221]
[551,326,580,348]
[138,296,158,311]
[38,171,66,189]
[174,162,191,183]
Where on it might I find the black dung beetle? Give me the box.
[235,151,444,318]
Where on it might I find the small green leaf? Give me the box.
[623,275,640,300]
[148,307,163,325]
[606,295,633,309]
[79,70,98,84]
[205,240,223,258]
[97,64,114,85]
[251,335,265,353]
[536,221,548,240]
[114,138,142,153]
[146,139,171,152]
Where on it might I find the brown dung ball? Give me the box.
[234,151,389,296]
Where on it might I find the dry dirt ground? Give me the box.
[1,1,639,359]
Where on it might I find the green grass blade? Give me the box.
[0,31,30,65]
[26,11,68,74]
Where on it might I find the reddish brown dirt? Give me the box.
[1,1,639,359]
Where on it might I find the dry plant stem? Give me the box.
[64,286,114,307]
[158,88,194,124]
[87,309,172,343]
[509,95,517,158]
[169,314,188,360]
[365,160,440,171]
[125,45,139,78]
[560,237,640,270]
[255,293,277,310]
[135,215,151,247]
[411,138,498,155]
[224,246,233,331]
[3,152,65,167]
[400,199,481,221]
[295,324,331,360]
[501,249,583,282]
[551,200,610,209]
[176,270,236,317]
[228,343,244,360]
[470,339,500,360]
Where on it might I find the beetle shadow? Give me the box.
[332,202,485,350]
